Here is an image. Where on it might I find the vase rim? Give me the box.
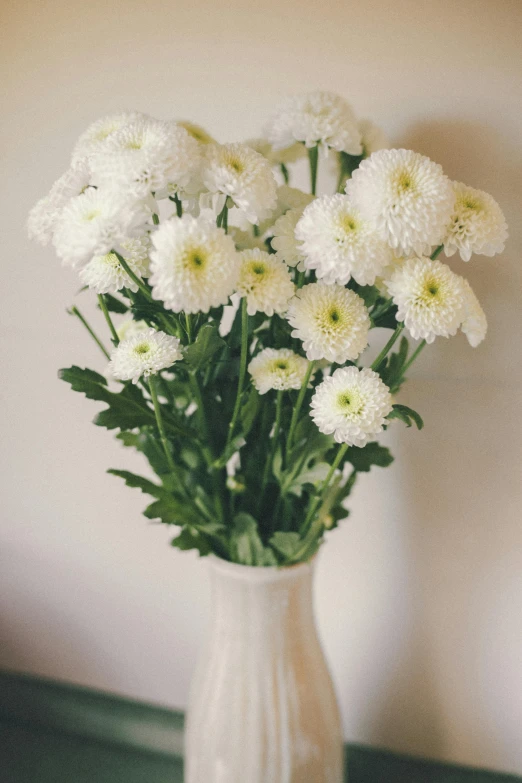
[207,554,316,582]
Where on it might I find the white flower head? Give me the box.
[116,318,150,342]
[27,161,92,246]
[236,249,295,316]
[107,328,182,384]
[311,366,392,446]
[52,188,149,268]
[245,138,306,166]
[295,194,394,286]
[201,143,277,224]
[149,214,240,313]
[248,348,309,395]
[385,256,466,343]
[460,279,487,347]
[267,91,362,155]
[90,117,202,199]
[444,181,508,262]
[79,237,150,294]
[72,112,143,164]
[271,207,307,269]
[358,119,389,156]
[346,149,455,256]
[258,185,314,236]
[287,282,370,363]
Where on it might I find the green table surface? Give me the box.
[0,672,519,783]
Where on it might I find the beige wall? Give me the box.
[2,0,522,774]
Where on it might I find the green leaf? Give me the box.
[59,366,109,396]
[94,383,158,431]
[213,434,246,469]
[387,404,424,430]
[270,531,302,560]
[144,497,211,528]
[107,469,166,498]
[171,526,212,556]
[100,293,128,314]
[286,462,330,497]
[239,387,260,437]
[373,305,399,329]
[183,324,226,372]
[345,441,394,472]
[349,283,380,309]
[230,513,277,566]
[117,429,170,476]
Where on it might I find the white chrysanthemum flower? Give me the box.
[460,279,487,347]
[346,149,455,256]
[295,194,394,286]
[236,249,295,316]
[258,185,314,236]
[444,181,508,262]
[287,283,370,363]
[248,348,309,395]
[107,328,182,384]
[375,255,406,297]
[71,112,143,164]
[385,257,466,343]
[245,138,306,166]
[267,91,362,155]
[116,318,150,342]
[27,161,92,246]
[89,117,201,199]
[201,143,277,224]
[149,214,240,313]
[52,188,149,268]
[358,119,389,156]
[228,227,267,252]
[79,237,150,294]
[311,366,392,446]
[177,121,216,145]
[271,207,307,269]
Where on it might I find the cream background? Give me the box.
[2,0,522,774]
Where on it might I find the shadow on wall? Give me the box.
[362,119,522,772]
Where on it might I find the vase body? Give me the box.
[185,556,344,783]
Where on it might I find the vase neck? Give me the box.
[207,558,316,633]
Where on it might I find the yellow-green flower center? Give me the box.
[395,168,416,196]
[225,154,245,174]
[337,389,364,415]
[185,247,208,272]
[134,343,150,355]
[83,209,101,221]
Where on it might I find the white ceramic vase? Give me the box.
[185,556,344,783]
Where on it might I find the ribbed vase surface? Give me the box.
[185,556,344,783]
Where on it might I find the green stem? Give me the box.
[291,443,350,561]
[431,244,444,260]
[152,213,160,225]
[169,195,183,217]
[217,203,229,232]
[185,313,193,344]
[399,339,426,377]
[68,305,110,359]
[224,297,249,457]
[308,145,319,196]
[371,323,404,372]
[295,270,306,289]
[280,163,290,184]
[113,250,151,300]
[286,360,315,459]
[97,294,119,345]
[261,391,284,492]
[148,375,177,474]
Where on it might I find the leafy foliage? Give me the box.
[387,404,424,430]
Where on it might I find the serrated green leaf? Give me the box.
[270,531,302,560]
[107,469,165,498]
[144,497,209,528]
[286,461,330,497]
[171,526,212,556]
[100,293,128,314]
[183,324,226,372]
[345,441,394,472]
[230,513,276,566]
[387,404,424,430]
